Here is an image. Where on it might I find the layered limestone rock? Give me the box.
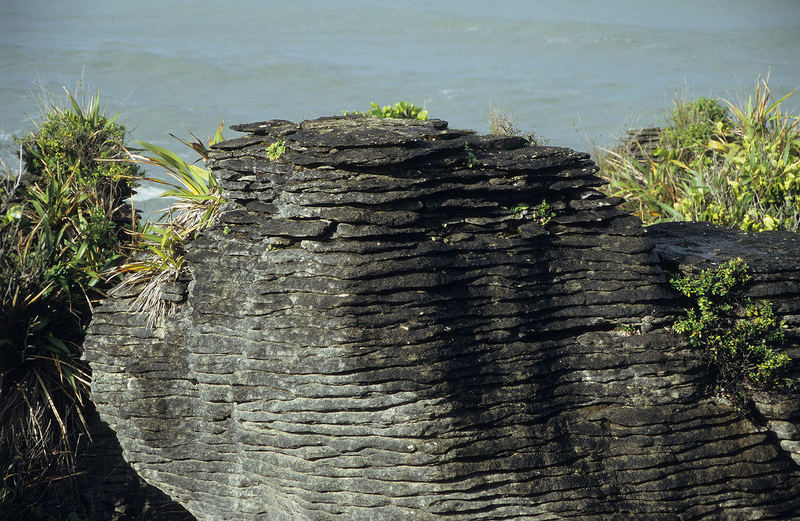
[84,116,800,520]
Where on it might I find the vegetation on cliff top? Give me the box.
[596,73,800,233]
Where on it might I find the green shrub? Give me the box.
[597,74,800,232]
[0,87,142,509]
[670,258,793,404]
[658,96,730,159]
[17,88,140,187]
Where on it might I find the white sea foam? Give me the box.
[0,129,23,173]
[438,89,458,100]
[131,182,164,201]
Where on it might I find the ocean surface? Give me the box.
[2,0,799,214]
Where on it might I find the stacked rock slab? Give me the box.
[84,116,800,520]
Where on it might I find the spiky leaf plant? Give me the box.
[597,73,800,232]
[114,124,226,327]
[1,86,142,507]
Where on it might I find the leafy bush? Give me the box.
[597,74,800,232]
[670,258,793,404]
[658,96,730,161]
[1,88,142,507]
[17,88,140,188]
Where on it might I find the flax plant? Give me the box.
[114,125,226,327]
[1,85,142,508]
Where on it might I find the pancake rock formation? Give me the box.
[84,116,800,520]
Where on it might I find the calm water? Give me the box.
[2,0,799,212]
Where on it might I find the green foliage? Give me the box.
[597,74,800,232]
[511,200,556,225]
[614,323,640,336]
[659,96,730,158]
[115,125,226,327]
[348,101,428,120]
[16,88,140,187]
[1,86,142,511]
[670,258,793,402]
[464,141,476,168]
[266,139,286,160]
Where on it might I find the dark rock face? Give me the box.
[42,403,197,521]
[84,117,800,520]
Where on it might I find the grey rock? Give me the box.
[84,117,800,520]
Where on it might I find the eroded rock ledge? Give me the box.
[84,116,800,520]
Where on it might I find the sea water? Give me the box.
[2,0,799,213]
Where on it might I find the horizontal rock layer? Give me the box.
[85,117,800,520]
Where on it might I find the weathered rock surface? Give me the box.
[84,116,800,520]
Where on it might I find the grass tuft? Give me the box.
[487,106,545,145]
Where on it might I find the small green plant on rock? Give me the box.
[266,139,286,160]
[347,101,428,120]
[464,141,476,168]
[511,200,556,225]
[614,323,640,336]
[367,101,428,120]
[669,258,793,404]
